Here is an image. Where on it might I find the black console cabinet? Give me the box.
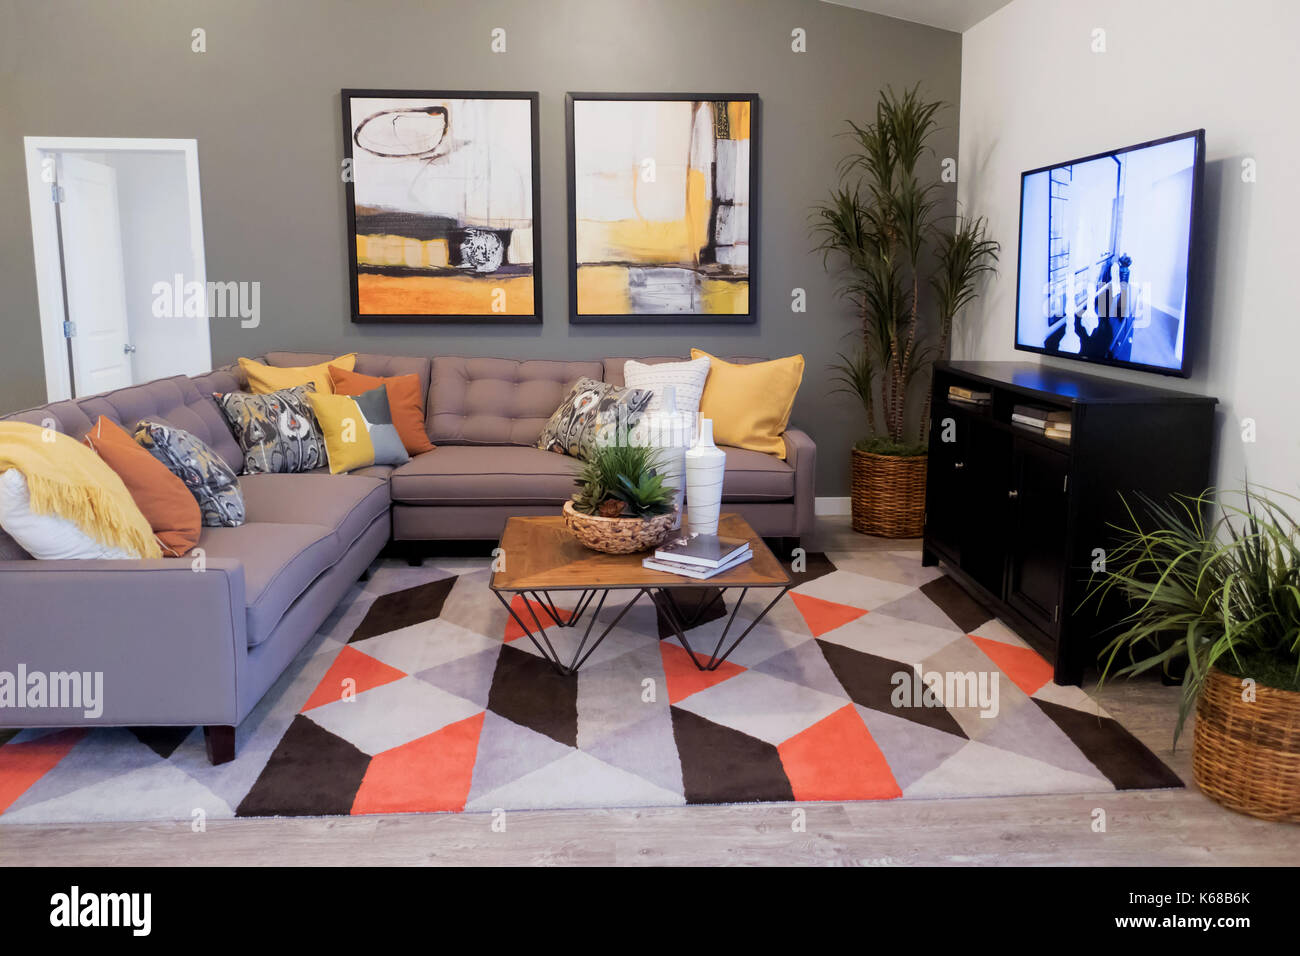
[923,361,1217,685]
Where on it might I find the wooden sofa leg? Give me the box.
[204,725,236,765]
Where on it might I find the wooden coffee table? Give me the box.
[490,513,792,675]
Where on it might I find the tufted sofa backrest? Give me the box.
[427,357,604,446]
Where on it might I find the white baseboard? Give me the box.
[814,496,851,516]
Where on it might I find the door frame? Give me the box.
[22,137,210,402]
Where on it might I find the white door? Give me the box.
[57,154,134,396]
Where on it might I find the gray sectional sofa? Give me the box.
[0,351,815,763]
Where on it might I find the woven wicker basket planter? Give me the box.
[850,448,928,538]
[562,500,676,554]
[1193,666,1300,822]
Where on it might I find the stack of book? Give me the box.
[1011,404,1072,443]
[643,533,753,580]
[948,385,991,408]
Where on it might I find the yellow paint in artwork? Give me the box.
[577,169,712,266]
[356,235,449,269]
[726,101,751,140]
[577,219,691,265]
[575,265,633,314]
[685,167,710,259]
[423,238,450,268]
[357,273,534,315]
[700,277,748,314]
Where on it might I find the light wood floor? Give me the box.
[2,517,1297,866]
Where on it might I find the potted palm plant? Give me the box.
[563,443,677,554]
[812,86,999,537]
[1093,488,1300,822]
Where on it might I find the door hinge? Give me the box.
[50,184,64,204]
[62,320,76,338]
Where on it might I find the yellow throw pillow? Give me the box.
[691,350,805,458]
[239,353,356,395]
[306,392,375,474]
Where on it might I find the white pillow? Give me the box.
[0,469,136,560]
[623,356,711,417]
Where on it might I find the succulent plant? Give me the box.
[572,444,675,519]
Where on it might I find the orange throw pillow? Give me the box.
[328,366,434,455]
[82,416,201,557]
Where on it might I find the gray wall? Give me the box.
[1,0,962,495]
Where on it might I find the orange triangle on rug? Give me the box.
[778,705,902,801]
[504,594,573,641]
[659,642,745,704]
[351,711,485,815]
[301,645,407,712]
[789,591,868,637]
[969,634,1054,696]
[0,728,85,814]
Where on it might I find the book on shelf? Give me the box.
[948,393,991,407]
[1011,404,1056,428]
[1046,409,1071,426]
[1011,412,1048,430]
[654,533,750,569]
[948,385,992,403]
[643,548,753,580]
[1044,425,1072,442]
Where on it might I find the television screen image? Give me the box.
[1013,130,1203,375]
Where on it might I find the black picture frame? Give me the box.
[341,89,543,325]
[565,92,759,325]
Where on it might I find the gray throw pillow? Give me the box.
[536,377,653,461]
[214,385,327,475]
[135,420,245,527]
[354,386,410,467]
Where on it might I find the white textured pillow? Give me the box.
[0,469,135,560]
[623,356,711,417]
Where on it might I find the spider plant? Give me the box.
[1090,487,1300,742]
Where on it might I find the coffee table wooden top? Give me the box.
[490,513,791,592]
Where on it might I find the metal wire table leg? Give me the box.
[493,588,647,676]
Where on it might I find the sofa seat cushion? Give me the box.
[391,446,580,506]
[240,473,389,549]
[197,522,340,646]
[719,446,796,501]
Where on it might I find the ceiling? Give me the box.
[820,0,1015,33]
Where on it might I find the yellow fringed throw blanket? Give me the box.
[0,421,162,559]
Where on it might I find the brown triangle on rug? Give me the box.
[349,576,457,643]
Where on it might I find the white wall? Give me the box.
[958,0,1300,496]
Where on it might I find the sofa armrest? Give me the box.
[0,558,247,727]
[783,428,817,539]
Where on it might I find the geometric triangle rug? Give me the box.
[0,550,1182,824]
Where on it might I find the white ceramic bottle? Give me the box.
[685,417,726,536]
[658,386,687,530]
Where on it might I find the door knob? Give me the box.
[1008,489,1019,499]
[123,344,137,354]
[954,461,965,470]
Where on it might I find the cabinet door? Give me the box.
[959,420,1012,596]
[1006,438,1070,635]
[924,404,969,562]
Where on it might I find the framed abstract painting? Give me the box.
[342,89,542,324]
[566,92,758,324]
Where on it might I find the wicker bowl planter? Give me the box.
[562,499,676,554]
[1193,666,1300,822]
[850,448,928,538]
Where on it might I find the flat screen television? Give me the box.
[1013,129,1204,376]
